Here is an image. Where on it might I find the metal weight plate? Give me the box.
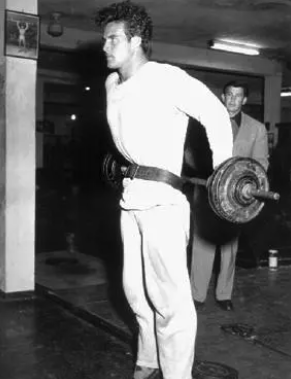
[207,157,269,224]
[193,360,238,379]
[102,153,124,190]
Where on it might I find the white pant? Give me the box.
[121,203,196,379]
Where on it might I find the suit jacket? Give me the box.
[233,112,269,171]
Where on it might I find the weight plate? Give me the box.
[102,153,124,190]
[208,157,268,224]
[193,360,239,379]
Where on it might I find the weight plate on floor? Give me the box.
[193,360,239,379]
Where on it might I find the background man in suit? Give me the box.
[190,80,269,311]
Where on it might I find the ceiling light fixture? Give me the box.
[281,88,291,97]
[209,39,260,56]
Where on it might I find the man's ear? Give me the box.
[131,35,142,50]
[242,96,247,105]
[221,93,226,103]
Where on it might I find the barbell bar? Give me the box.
[186,176,279,201]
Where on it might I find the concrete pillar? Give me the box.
[0,0,37,294]
[264,74,282,143]
[36,77,44,168]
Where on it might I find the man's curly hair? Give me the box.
[95,0,153,56]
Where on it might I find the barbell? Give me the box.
[102,153,280,224]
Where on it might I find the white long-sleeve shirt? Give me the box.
[105,61,233,210]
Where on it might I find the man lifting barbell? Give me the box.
[96,2,233,379]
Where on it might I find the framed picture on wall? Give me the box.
[4,10,40,60]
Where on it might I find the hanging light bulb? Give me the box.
[47,12,64,37]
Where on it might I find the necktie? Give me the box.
[231,118,239,141]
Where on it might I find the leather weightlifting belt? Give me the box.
[102,153,186,192]
[122,163,185,191]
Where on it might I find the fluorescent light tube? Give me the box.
[281,91,291,97]
[210,41,260,56]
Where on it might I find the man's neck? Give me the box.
[118,54,149,83]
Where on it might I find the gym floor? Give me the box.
[2,178,291,379]
[1,248,290,379]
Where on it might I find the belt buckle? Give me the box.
[125,164,139,179]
